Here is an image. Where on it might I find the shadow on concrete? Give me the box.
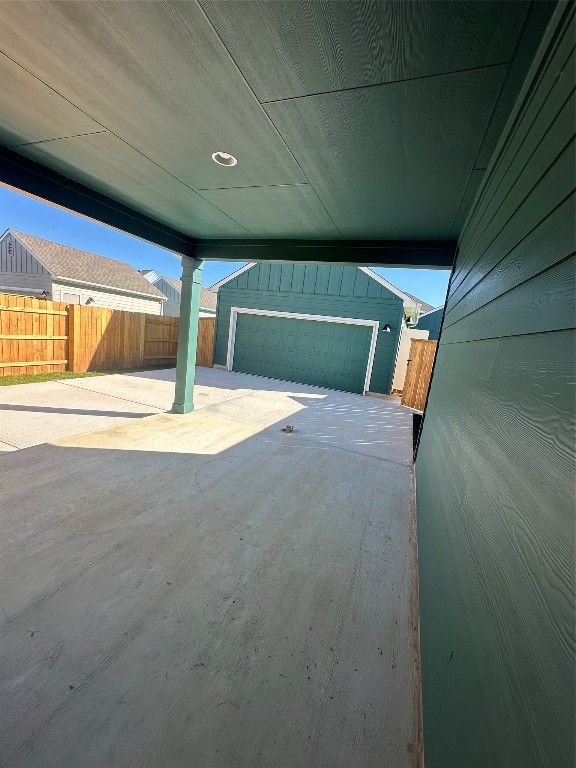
[0,396,419,768]
[0,403,153,418]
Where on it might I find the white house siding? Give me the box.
[0,232,52,296]
[51,281,164,314]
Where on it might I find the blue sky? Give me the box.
[0,186,450,307]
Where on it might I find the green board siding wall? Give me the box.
[415,5,575,768]
[214,264,404,394]
[415,307,443,340]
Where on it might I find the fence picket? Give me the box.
[401,339,437,411]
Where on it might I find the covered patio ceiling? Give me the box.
[0,1,553,263]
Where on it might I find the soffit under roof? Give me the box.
[0,1,554,242]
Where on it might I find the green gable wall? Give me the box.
[415,307,443,340]
[214,264,404,394]
[415,5,575,767]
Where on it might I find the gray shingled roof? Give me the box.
[161,277,217,311]
[12,231,165,299]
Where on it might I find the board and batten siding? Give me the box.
[0,231,52,295]
[416,5,575,768]
[52,281,163,314]
[214,263,404,394]
[154,277,181,317]
[414,307,443,340]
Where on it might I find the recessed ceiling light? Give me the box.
[212,151,237,167]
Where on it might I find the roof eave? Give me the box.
[53,275,166,301]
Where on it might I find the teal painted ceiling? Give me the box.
[0,1,554,241]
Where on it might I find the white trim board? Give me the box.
[357,267,415,306]
[226,307,379,395]
[210,263,254,291]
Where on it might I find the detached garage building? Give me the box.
[212,262,425,395]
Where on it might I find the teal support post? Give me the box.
[172,257,204,414]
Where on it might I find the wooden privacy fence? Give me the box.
[0,294,69,375]
[0,293,215,376]
[401,339,437,411]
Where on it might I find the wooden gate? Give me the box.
[401,339,437,411]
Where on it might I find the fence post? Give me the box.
[67,303,81,371]
[138,313,146,367]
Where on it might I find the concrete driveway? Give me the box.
[0,369,420,767]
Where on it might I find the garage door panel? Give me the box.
[331,339,351,356]
[350,341,372,361]
[314,323,335,340]
[232,312,373,394]
[311,352,331,368]
[281,336,299,352]
[282,350,298,366]
[329,357,347,374]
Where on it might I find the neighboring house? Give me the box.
[138,269,160,284]
[0,230,166,314]
[212,262,428,395]
[415,306,444,340]
[145,274,217,318]
[403,293,434,322]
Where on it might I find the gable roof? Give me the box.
[8,230,165,300]
[418,305,444,318]
[211,262,430,309]
[402,292,435,313]
[156,276,218,311]
[138,269,159,282]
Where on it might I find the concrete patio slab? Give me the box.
[68,366,260,411]
[0,379,161,450]
[0,367,412,461]
[0,370,420,768]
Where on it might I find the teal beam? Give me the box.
[195,239,456,268]
[0,146,195,257]
[172,257,204,414]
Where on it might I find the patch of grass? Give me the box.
[0,365,175,387]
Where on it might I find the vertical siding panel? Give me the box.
[302,265,317,294]
[339,267,356,296]
[235,269,248,289]
[268,264,281,292]
[327,265,343,295]
[257,262,271,291]
[352,269,369,298]
[366,276,383,298]
[291,264,305,293]
[314,265,330,295]
[279,263,293,293]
